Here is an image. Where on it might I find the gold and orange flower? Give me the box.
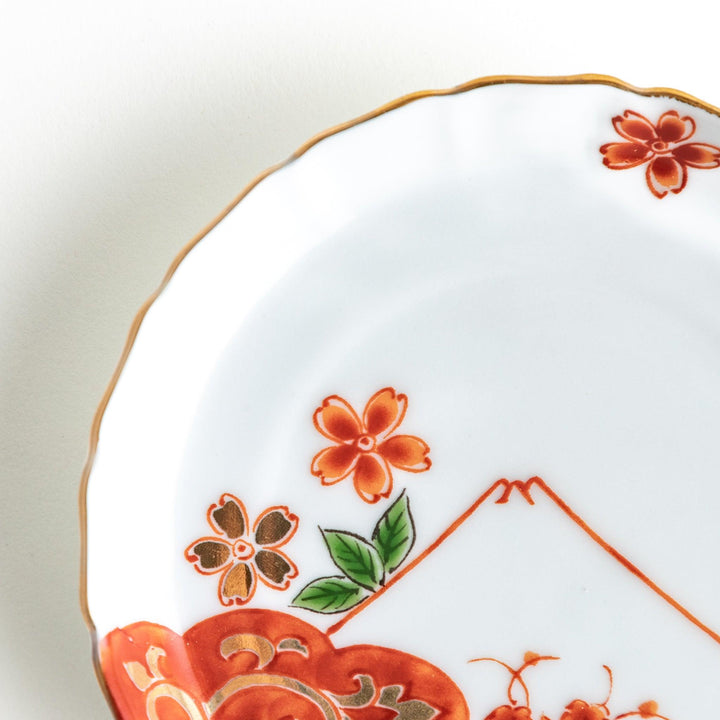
[184,494,298,606]
[600,109,720,198]
[311,387,431,503]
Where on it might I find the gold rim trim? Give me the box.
[78,73,720,715]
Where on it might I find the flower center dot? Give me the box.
[232,539,255,560]
[356,434,376,452]
[651,140,669,152]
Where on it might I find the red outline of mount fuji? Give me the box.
[327,476,720,647]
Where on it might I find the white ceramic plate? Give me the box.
[82,75,720,719]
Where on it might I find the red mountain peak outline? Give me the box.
[327,476,720,648]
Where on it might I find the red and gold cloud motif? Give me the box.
[100,608,469,720]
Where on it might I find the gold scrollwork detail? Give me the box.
[206,672,342,720]
[331,674,376,707]
[220,633,276,667]
[378,685,438,720]
[146,682,207,720]
[120,637,437,720]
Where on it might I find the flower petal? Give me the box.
[220,562,256,605]
[311,444,360,484]
[656,110,695,143]
[363,387,408,439]
[253,506,299,547]
[378,435,432,472]
[254,549,299,590]
[313,395,362,442]
[600,141,653,169]
[672,142,720,168]
[208,494,249,539]
[184,538,232,574]
[612,110,657,143]
[646,156,687,198]
[353,453,393,503]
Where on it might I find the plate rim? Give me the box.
[77,72,720,713]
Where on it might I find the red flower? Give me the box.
[600,110,720,198]
[616,701,670,720]
[311,387,431,503]
[185,494,298,606]
[484,705,533,720]
[560,700,609,720]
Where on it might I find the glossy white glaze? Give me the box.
[86,81,720,715]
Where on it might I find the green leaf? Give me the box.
[291,576,368,613]
[371,490,415,573]
[322,530,385,590]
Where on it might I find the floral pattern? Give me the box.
[472,654,671,720]
[600,109,720,198]
[185,495,298,606]
[311,387,431,503]
[112,471,690,719]
[101,621,676,720]
[100,608,469,720]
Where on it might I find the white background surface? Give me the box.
[2,2,720,718]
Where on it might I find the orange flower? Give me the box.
[616,701,670,720]
[185,494,298,606]
[311,387,431,503]
[484,706,533,720]
[600,109,720,198]
[560,700,609,720]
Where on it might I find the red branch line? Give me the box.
[326,476,720,647]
